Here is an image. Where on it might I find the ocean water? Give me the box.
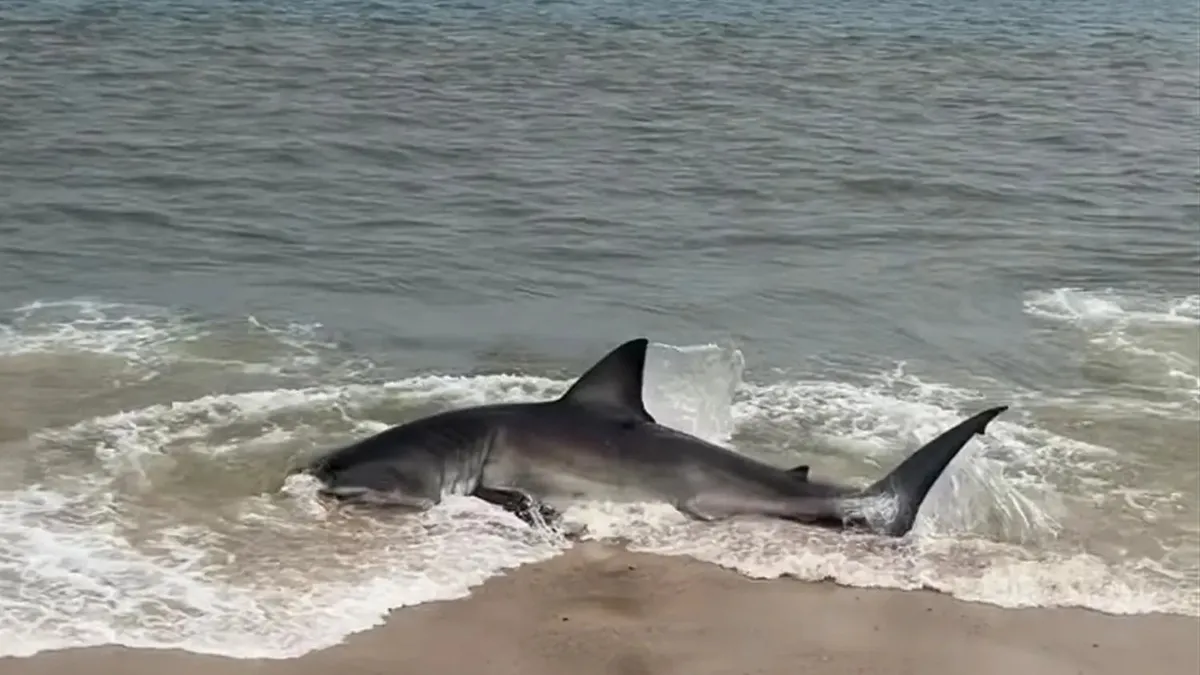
[1,0,1198,659]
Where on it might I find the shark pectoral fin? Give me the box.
[474,486,562,529]
[558,338,657,424]
[787,464,810,480]
[860,405,1009,537]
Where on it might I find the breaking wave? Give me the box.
[0,295,1195,659]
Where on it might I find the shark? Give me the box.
[301,338,1007,537]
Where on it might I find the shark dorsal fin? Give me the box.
[787,464,810,480]
[560,338,656,423]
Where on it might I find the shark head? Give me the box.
[298,338,660,508]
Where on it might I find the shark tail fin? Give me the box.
[861,405,1008,537]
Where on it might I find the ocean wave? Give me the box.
[0,299,1195,660]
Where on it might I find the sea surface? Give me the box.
[1,0,1198,659]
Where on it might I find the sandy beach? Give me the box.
[2,543,1196,675]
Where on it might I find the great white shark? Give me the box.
[301,338,1008,537]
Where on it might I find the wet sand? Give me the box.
[2,543,1196,675]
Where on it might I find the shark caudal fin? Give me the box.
[862,405,1008,537]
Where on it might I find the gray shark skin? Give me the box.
[302,339,1008,537]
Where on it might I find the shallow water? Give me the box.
[0,0,1197,659]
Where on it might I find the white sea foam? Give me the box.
[1024,288,1199,326]
[0,298,363,379]
[0,297,1195,659]
[1024,287,1200,404]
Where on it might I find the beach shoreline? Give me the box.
[2,543,1196,675]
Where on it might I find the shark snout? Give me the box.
[295,458,366,502]
[308,472,372,503]
[300,458,441,510]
